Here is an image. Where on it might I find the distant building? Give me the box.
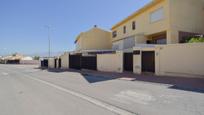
[0,53,39,65]
[21,56,33,61]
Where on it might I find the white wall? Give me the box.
[97,51,123,73]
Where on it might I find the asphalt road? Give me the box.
[0,64,204,115]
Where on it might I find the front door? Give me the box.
[142,51,155,73]
[124,53,133,72]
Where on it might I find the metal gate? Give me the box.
[41,59,48,68]
[54,59,57,68]
[69,54,81,70]
[124,53,133,71]
[7,60,20,64]
[81,56,97,70]
[58,58,61,68]
[142,51,155,73]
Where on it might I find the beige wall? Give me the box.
[76,27,112,51]
[169,0,204,43]
[97,52,123,73]
[48,58,55,69]
[155,43,204,77]
[60,52,69,69]
[133,43,204,77]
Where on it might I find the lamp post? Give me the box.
[45,25,51,58]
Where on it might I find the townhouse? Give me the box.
[46,0,204,77]
[75,25,112,52]
[69,26,113,70]
[48,26,114,70]
[111,0,204,49]
[108,0,204,76]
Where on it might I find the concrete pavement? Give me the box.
[0,65,119,115]
[0,64,204,115]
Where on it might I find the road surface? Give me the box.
[0,64,204,115]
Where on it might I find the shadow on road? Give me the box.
[81,73,117,83]
[132,75,204,93]
[35,67,204,93]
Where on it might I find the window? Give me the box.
[112,44,119,50]
[123,26,126,34]
[112,41,123,50]
[147,33,167,44]
[123,37,135,49]
[112,31,117,38]
[150,7,164,23]
[155,38,166,44]
[132,21,136,30]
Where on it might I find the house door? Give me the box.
[142,51,155,73]
[81,56,97,70]
[58,58,61,68]
[124,53,133,72]
[69,54,81,70]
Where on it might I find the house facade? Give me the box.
[111,0,204,51]
[75,26,112,51]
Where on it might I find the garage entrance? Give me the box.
[123,53,133,72]
[69,54,81,70]
[142,51,155,73]
[58,58,61,68]
[81,56,97,70]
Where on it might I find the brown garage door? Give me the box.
[69,54,81,70]
[142,51,155,73]
[124,53,133,72]
[81,56,97,70]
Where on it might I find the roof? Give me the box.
[75,32,84,43]
[111,0,164,30]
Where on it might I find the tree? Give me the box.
[33,56,40,60]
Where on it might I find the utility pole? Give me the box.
[45,25,51,58]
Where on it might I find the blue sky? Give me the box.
[0,0,151,56]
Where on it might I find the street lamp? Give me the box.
[45,25,51,58]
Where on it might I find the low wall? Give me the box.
[20,60,39,65]
[156,43,204,77]
[60,52,69,69]
[48,58,55,68]
[97,51,123,73]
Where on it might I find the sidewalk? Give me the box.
[47,68,204,93]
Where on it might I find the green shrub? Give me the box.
[188,37,204,43]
